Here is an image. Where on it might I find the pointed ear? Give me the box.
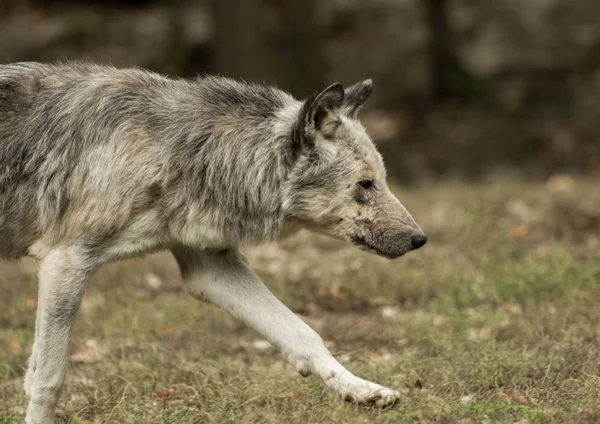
[310,82,344,133]
[342,79,373,117]
[292,83,344,154]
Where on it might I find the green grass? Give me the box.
[1,174,599,423]
[0,411,16,424]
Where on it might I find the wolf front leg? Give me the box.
[172,247,399,408]
[25,247,93,424]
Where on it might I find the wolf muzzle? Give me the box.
[351,228,427,259]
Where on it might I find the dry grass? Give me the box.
[1,174,599,423]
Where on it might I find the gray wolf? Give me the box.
[0,62,426,423]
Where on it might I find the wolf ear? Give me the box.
[292,83,344,154]
[342,79,373,117]
[310,82,344,133]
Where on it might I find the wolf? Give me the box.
[0,62,427,423]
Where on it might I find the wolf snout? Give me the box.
[410,234,427,250]
[377,228,427,257]
[351,227,427,259]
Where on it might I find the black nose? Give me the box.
[411,234,427,249]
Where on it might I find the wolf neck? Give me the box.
[165,85,302,248]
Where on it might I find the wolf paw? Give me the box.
[335,376,400,409]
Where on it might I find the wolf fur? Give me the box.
[0,62,426,423]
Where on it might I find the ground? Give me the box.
[0,174,599,424]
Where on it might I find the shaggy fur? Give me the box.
[0,62,426,423]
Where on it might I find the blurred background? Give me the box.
[1,0,599,181]
[1,1,600,422]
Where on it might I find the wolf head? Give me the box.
[284,80,426,259]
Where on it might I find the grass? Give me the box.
[1,174,599,423]
[0,411,15,424]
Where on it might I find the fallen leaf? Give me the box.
[152,388,177,400]
[24,297,37,310]
[158,325,172,337]
[9,340,21,353]
[509,225,529,240]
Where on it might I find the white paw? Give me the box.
[311,356,400,408]
[332,373,400,408]
[340,381,399,408]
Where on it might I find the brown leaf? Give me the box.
[152,388,177,400]
[24,297,37,310]
[9,340,21,353]
[158,325,172,337]
[509,225,529,240]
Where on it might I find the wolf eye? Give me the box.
[358,180,375,190]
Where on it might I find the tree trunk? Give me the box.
[423,0,473,100]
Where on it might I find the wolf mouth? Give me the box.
[350,235,404,259]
